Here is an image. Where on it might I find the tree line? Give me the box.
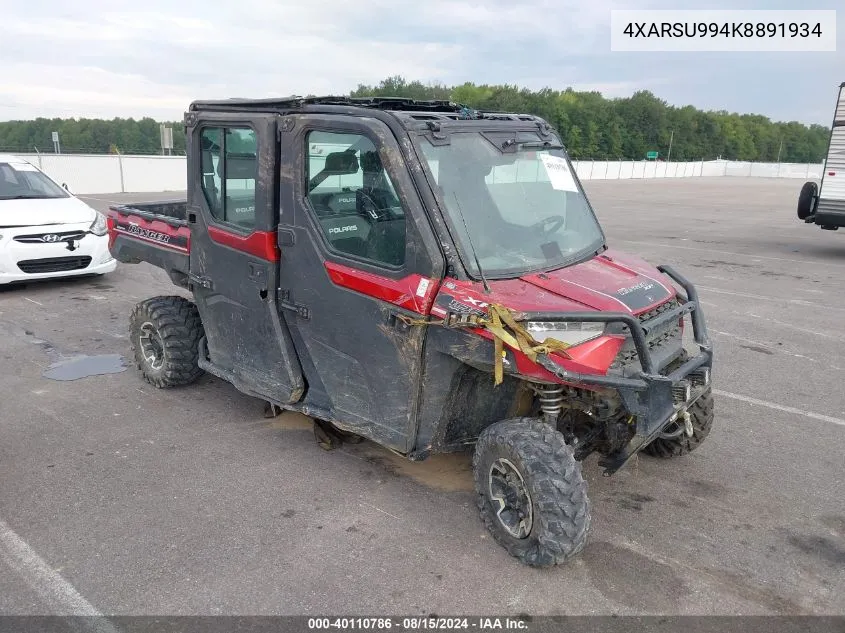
[0,117,186,156]
[351,77,829,162]
[0,76,831,162]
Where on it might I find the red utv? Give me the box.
[107,96,714,567]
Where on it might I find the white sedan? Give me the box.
[0,154,116,285]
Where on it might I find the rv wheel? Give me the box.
[797,181,818,220]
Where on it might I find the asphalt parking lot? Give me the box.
[1,177,843,616]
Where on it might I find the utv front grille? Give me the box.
[610,298,683,372]
[17,256,92,274]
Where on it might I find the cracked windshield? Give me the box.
[418,131,604,278]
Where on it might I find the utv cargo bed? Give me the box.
[106,200,191,286]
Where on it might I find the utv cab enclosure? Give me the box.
[797,81,845,230]
[108,96,715,567]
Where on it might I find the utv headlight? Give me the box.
[89,212,108,236]
[525,321,605,346]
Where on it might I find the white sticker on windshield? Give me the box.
[13,162,39,172]
[540,154,578,191]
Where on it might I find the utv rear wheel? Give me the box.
[642,388,714,458]
[129,295,205,388]
[473,419,590,567]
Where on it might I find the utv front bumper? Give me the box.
[525,265,713,475]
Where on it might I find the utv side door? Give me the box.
[276,114,445,451]
[186,113,305,403]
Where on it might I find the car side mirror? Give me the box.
[62,183,71,192]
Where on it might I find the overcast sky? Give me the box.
[0,0,841,125]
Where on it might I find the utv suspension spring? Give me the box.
[536,384,565,423]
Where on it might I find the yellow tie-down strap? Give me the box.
[398,303,573,385]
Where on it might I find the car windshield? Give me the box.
[417,131,604,278]
[0,162,69,200]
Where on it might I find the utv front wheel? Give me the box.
[642,388,714,458]
[473,419,591,567]
[129,295,205,388]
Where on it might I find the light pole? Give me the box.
[667,130,674,162]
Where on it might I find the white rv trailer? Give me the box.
[797,81,845,230]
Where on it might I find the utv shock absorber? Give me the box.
[535,383,564,424]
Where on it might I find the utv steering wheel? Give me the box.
[357,188,400,223]
[531,215,566,234]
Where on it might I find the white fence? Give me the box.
[10,152,826,196]
[574,159,824,180]
[15,153,187,195]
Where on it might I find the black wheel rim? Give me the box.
[139,322,165,371]
[488,458,533,539]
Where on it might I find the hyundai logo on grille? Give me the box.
[42,234,61,243]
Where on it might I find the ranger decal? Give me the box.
[612,278,670,311]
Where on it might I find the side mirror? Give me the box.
[797,180,818,220]
[323,149,360,176]
[62,183,71,192]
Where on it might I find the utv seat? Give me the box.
[365,218,405,267]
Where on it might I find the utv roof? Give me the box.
[187,96,549,128]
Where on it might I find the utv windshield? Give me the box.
[418,130,604,278]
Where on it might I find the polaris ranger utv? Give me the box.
[107,96,714,567]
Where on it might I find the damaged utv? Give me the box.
[107,96,714,567]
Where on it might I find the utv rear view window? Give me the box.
[199,126,257,229]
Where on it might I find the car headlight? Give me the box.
[525,321,605,346]
[89,212,108,236]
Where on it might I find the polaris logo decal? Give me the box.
[328,225,358,234]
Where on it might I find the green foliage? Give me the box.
[0,78,830,162]
[0,117,186,155]
[352,78,830,162]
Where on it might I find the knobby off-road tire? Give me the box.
[642,388,714,458]
[473,419,591,567]
[129,295,205,388]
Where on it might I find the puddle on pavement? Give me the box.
[266,412,473,492]
[351,447,474,492]
[42,354,127,381]
[266,412,314,431]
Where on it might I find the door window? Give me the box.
[200,126,257,229]
[305,131,406,267]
